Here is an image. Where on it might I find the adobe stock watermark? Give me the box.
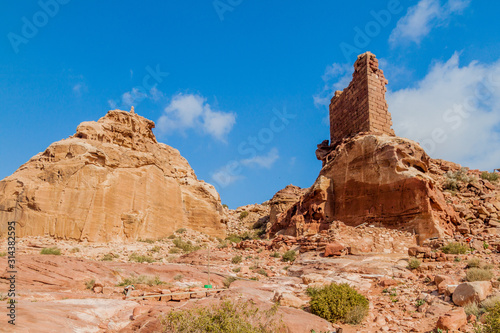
[339,0,403,62]
[415,71,500,156]
[213,0,243,21]
[211,107,296,188]
[108,65,169,110]
[7,0,71,54]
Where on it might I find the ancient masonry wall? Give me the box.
[329,52,395,146]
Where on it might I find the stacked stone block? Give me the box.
[329,51,395,146]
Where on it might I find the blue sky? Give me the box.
[1,0,499,208]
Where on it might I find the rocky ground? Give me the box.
[2,219,500,332]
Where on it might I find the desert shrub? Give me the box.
[466,268,493,282]
[172,238,200,253]
[256,269,268,277]
[484,241,490,250]
[482,301,500,333]
[282,250,296,262]
[40,247,61,255]
[169,247,181,254]
[167,234,176,239]
[482,295,500,311]
[481,172,499,183]
[408,258,421,270]
[441,242,469,254]
[222,204,229,209]
[464,302,482,317]
[271,252,281,258]
[160,299,282,333]
[223,276,237,288]
[232,255,242,264]
[217,240,229,248]
[173,274,184,281]
[175,228,187,234]
[129,253,154,263]
[239,211,249,220]
[117,274,164,286]
[226,234,243,243]
[70,247,80,253]
[468,258,482,268]
[150,245,162,253]
[101,253,119,261]
[139,238,155,244]
[232,267,241,273]
[0,252,7,257]
[85,279,95,290]
[307,283,369,324]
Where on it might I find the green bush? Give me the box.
[481,172,499,183]
[167,234,176,239]
[482,301,500,333]
[482,295,500,311]
[169,247,181,254]
[40,247,61,255]
[271,252,281,258]
[232,267,241,273]
[150,245,162,253]
[117,274,164,286]
[139,238,155,244]
[443,168,475,192]
[256,269,268,277]
[226,234,243,243]
[282,250,297,262]
[408,258,421,270]
[85,279,95,290]
[232,255,242,264]
[223,276,237,288]
[176,228,187,234]
[101,253,119,261]
[129,253,154,263]
[0,252,7,257]
[239,211,249,220]
[160,299,282,332]
[466,268,493,282]
[441,242,469,254]
[222,204,229,209]
[307,283,369,324]
[172,238,200,253]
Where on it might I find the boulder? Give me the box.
[436,308,467,331]
[324,241,346,257]
[452,281,492,306]
[0,109,226,241]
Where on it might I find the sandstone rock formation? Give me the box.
[269,52,464,243]
[269,134,460,243]
[0,109,226,241]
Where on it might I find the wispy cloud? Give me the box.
[241,148,279,169]
[389,0,471,46]
[387,52,500,171]
[72,83,88,97]
[211,148,280,186]
[157,93,236,141]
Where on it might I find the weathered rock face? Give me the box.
[268,185,307,228]
[269,134,460,243]
[0,109,226,241]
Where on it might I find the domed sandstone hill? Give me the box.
[0,109,226,242]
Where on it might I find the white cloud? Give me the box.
[389,0,471,46]
[72,83,87,97]
[121,88,148,107]
[211,167,244,187]
[387,52,500,171]
[157,93,236,141]
[313,63,351,109]
[241,148,280,169]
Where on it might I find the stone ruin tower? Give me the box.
[317,52,395,164]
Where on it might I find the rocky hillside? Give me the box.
[0,109,227,242]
